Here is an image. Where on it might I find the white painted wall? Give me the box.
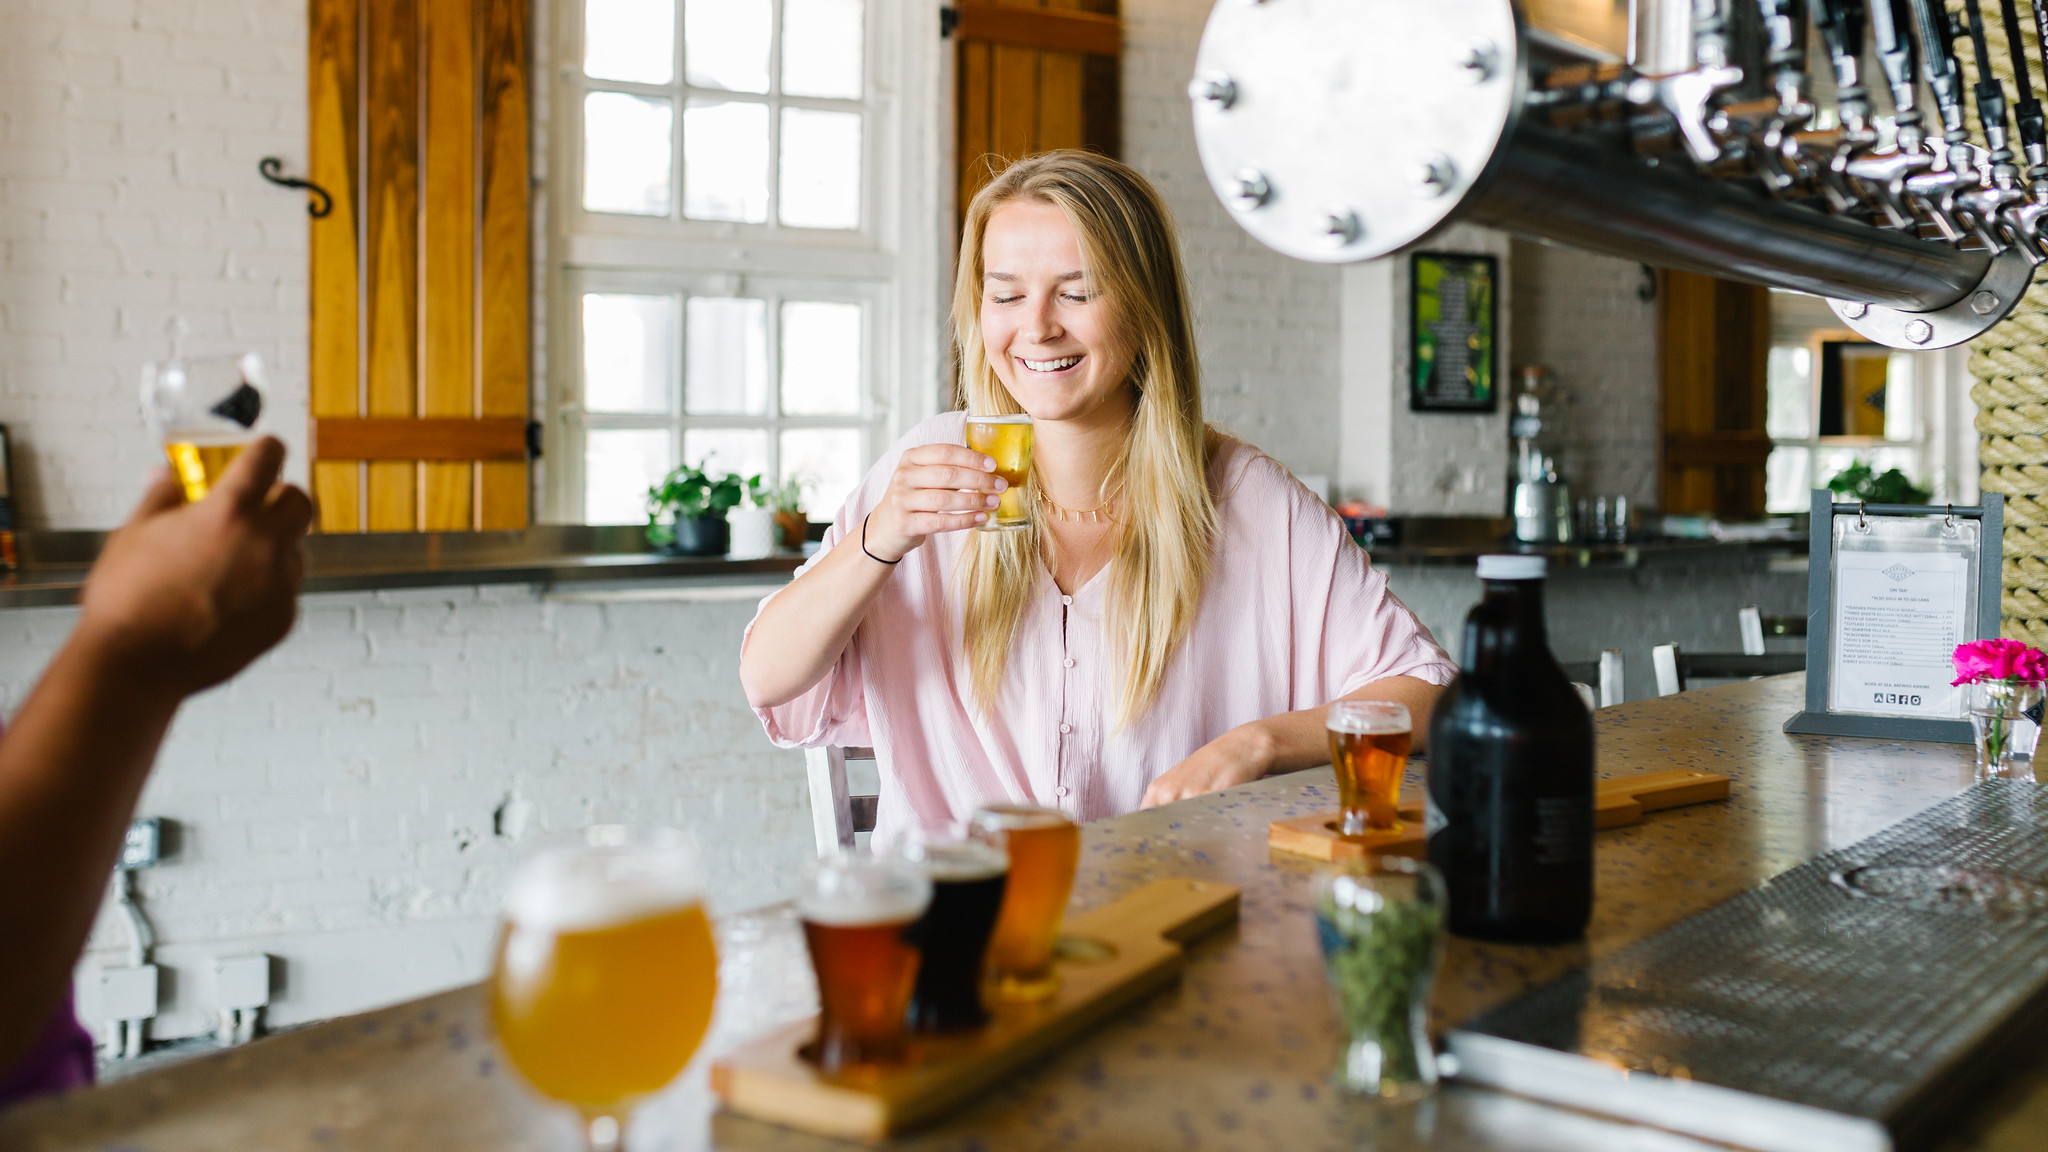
[0,0,310,529]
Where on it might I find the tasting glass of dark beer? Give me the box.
[894,837,1010,1032]
[1327,701,1412,836]
[968,805,1079,1001]
[799,853,932,1072]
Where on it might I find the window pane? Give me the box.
[586,428,674,524]
[781,427,862,520]
[584,92,673,216]
[1885,352,1917,441]
[686,297,768,414]
[1764,446,1811,514]
[781,301,862,415]
[1765,345,1810,440]
[583,294,676,414]
[683,427,770,482]
[782,0,863,98]
[684,99,770,222]
[684,0,770,93]
[585,0,673,83]
[778,108,861,229]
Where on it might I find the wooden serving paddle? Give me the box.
[1269,769,1731,862]
[711,877,1240,1141]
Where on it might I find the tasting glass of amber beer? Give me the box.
[1328,701,1413,837]
[895,836,1010,1032]
[801,853,932,1072]
[488,826,718,1152]
[968,805,1080,1001]
[963,413,1034,530]
[139,353,267,504]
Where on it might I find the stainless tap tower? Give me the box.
[1187,0,2048,350]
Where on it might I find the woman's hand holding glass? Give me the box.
[861,444,1009,562]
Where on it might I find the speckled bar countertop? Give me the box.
[6,675,2045,1151]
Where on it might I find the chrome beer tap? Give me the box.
[1751,0,1818,194]
[1846,0,1933,229]
[2008,0,2048,256]
[1952,0,2022,253]
[1902,0,1980,241]
[1808,0,1877,211]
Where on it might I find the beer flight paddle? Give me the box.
[1268,769,1732,862]
[711,877,1240,1139]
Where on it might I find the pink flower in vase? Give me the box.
[1951,638,2048,686]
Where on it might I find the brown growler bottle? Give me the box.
[1426,555,1594,942]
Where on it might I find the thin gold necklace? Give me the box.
[1038,489,1117,523]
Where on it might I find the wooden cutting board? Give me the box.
[1269,769,1731,862]
[711,877,1241,1141]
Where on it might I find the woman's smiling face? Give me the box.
[978,199,1135,424]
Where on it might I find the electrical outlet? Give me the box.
[119,818,162,871]
[214,954,272,1011]
[98,964,159,1021]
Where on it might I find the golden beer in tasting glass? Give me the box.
[964,414,1034,531]
[969,805,1080,1001]
[1327,701,1412,837]
[140,352,267,503]
[489,827,718,1151]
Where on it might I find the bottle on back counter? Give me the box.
[1426,554,1593,942]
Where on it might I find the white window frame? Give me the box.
[542,0,948,524]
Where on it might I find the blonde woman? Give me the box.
[741,151,1453,837]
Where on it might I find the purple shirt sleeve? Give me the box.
[0,987,95,1107]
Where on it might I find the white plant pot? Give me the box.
[728,506,777,560]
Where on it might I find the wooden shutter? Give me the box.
[308,0,531,534]
[1658,270,1771,517]
[954,0,1121,221]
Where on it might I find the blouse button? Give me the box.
[1061,595,1073,606]
[1059,723,1072,734]
[1063,658,1076,668]
[1055,785,1071,799]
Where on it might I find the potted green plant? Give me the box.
[727,476,779,560]
[645,462,754,556]
[769,475,808,550]
[1825,460,1931,505]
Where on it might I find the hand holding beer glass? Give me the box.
[963,413,1034,530]
[1328,701,1413,837]
[489,826,718,1152]
[969,805,1080,1002]
[140,353,267,503]
[801,853,932,1073]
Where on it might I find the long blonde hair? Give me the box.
[953,151,1217,726]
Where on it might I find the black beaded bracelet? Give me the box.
[861,513,901,565]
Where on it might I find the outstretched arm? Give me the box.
[0,438,310,1077]
[1139,675,1445,809]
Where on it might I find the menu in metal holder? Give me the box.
[1784,492,2004,744]
[1447,780,2048,1152]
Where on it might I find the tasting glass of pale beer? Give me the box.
[801,853,932,1072]
[139,353,267,503]
[963,413,1034,530]
[968,805,1080,1002]
[1328,701,1413,837]
[894,836,1010,1032]
[488,826,718,1152]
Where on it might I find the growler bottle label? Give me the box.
[1533,796,1591,865]
[1424,791,1449,839]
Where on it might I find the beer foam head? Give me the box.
[799,854,932,926]
[1326,701,1411,736]
[969,805,1072,833]
[899,839,1008,883]
[504,831,703,933]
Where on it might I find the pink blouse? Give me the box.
[749,412,1456,840]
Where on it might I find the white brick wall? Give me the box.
[0,0,310,529]
[1,583,812,1042]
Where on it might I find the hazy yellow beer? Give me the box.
[488,827,717,1137]
[965,414,1034,530]
[969,805,1080,1001]
[164,440,249,503]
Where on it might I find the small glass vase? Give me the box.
[1967,678,2045,781]
[1312,856,1447,1102]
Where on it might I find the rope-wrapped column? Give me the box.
[1953,1,2048,646]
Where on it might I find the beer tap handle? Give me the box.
[1756,0,1811,117]
[1907,0,1969,141]
[1810,0,1871,134]
[1869,0,1923,150]
[1960,0,2015,165]
[2001,0,2047,174]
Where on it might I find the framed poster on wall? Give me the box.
[1410,251,1498,412]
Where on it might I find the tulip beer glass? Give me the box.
[1328,701,1412,836]
[964,413,1034,530]
[801,853,933,1072]
[489,826,718,1151]
[969,805,1080,1001]
[140,353,268,503]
